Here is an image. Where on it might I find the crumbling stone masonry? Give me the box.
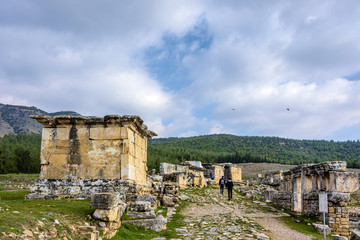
[160,161,206,189]
[203,163,243,184]
[265,161,358,237]
[27,115,156,200]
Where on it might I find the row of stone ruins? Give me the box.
[26,115,243,238]
[25,115,360,238]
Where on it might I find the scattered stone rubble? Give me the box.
[25,114,360,239]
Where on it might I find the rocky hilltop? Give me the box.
[0,103,81,137]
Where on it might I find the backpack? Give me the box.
[220,179,225,185]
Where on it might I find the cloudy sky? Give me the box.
[1,0,360,140]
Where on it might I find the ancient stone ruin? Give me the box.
[265,161,358,237]
[203,163,243,184]
[158,162,243,189]
[26,115,169,238]
[159,161,207,189]
[27,115,156,200]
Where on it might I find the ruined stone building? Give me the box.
[159,161,206,188]
[265,161,358,237]
[27,115,157,200]
[203,163,243,184]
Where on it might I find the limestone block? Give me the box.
[328,192,350,203]
[122,215,167,232]
[127,129,135,143]
[330,171,359,193]
[86,163,120,180]
[135,145,142,159]
[90,192,124,210]
[53,127,71,141]
[141,148,147,162]
[44,163,70,179]
[121,161,136,181]
[123,140,135,156]
[128,201,152,212]
[312,223,331,235]
[90,126,121,140]
[135,133,146,148]
[120,127,129,139]
[136,195,157,207]
[92,205,125,222]
[126,210,156,219]
[162,195,175,207]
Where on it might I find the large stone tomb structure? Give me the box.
[27,115,157,200]
[265,161,358,237]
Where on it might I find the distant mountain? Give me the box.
[0,103,81,137]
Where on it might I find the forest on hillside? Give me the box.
[1,133,360,174]
[0,133,41,174]
[147,134,360,170]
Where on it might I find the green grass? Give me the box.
[0,174,39,191]
[110,198,189,240]
[107,223,159,240]
[0,190,93,235]
[155,205,168,218]
[0,174,39,179]
[280,216,324,240]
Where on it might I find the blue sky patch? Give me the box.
[144,17,212,92]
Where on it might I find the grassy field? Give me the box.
[0,174,95,239]
[0,173,39,190]
[0,190,94,238]
[239,162,295,179]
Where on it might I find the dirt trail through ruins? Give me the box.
[176,187,312,240]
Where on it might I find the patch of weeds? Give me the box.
[120,211,130,221]
[107,223,159,240]
[0,190,93,236]
[0,190,28,200]
[280,216,324,240]
[155,205,167,218]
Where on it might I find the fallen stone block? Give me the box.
[90,192,123,210]
[136,194,157,207]
[331,234,349,240]
[123,215,167,232]
[93,205,126,222]
[162,195,175,207]
[312,223,331,235]
[126,209,156,219]
[128,201,153,212]
[178,194,190,201]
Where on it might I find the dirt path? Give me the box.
[253,217,312,240]
[176,187,313,240]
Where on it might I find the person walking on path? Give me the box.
[226,178,234,200]
[219,176,225,195]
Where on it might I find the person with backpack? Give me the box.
[219,176,225,195]
[226,178,234,200]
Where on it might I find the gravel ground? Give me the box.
[176,187,313,240]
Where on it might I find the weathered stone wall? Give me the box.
[159,163,188,175]
[268,161,358,237]
[213,165,225,183]
[159,162,206,188]
[28,115,156,199]
[230,164,242,183]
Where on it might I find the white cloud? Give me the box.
[1,1,360,140]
